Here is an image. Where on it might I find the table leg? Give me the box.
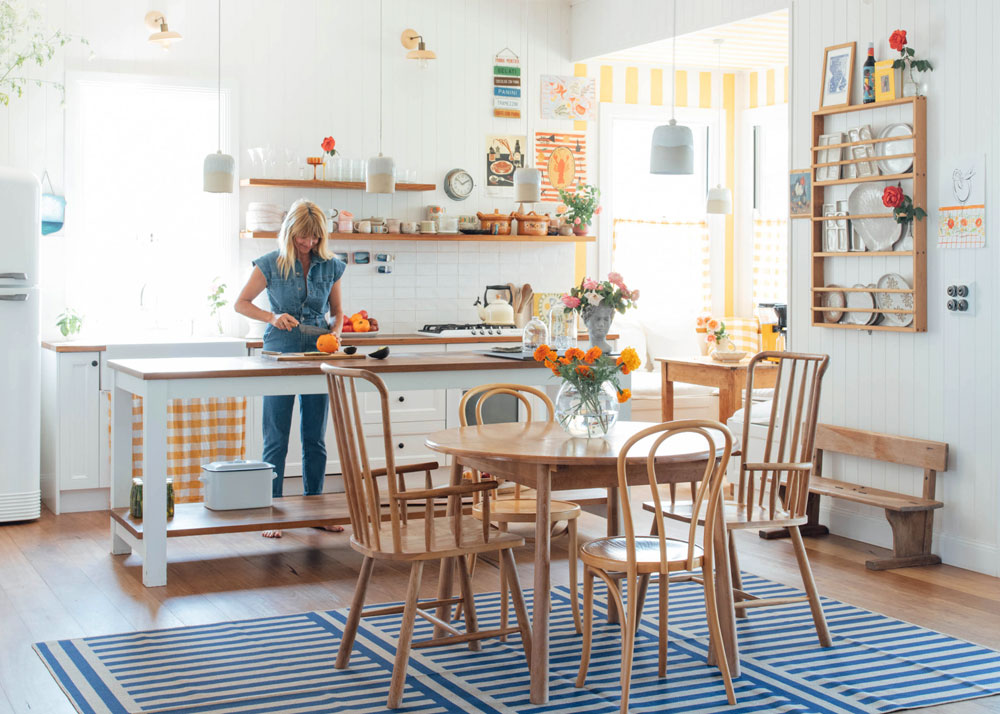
[707,519,741,677]
[530,463,551,705]
[110,384,133,556]
[434,460,463,636]
[718,372,742,423]
[141,382,168,587]
[661,364,674,422]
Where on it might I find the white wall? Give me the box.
[2,0,587,336]
[788,0,1000,576]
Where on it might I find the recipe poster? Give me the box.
[535,131,587,202]
[540,74,596,120]
[485,134,526,197]
[938,152,986,248]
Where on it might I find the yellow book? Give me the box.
[874,59,897,102]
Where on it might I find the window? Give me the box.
[62,73,236,334]
[744,105,788,308]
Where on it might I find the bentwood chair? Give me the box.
[323,365,532,710]
[643,351,832,646]
[458,384,582,634]
[576,420,737,713]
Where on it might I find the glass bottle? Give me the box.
[522,316,549,354]
[547,305,578,350]
[862,43,876,103]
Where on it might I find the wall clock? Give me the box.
[443,168,474,201]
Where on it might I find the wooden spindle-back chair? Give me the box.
[576,420,737,713]
[323,365,533,709]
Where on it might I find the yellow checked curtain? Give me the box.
[752,218,788,307]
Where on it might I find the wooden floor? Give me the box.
[2,502,999,713]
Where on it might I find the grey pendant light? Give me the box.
[366,0,395,193]
[203,0,234,193]
[650,0,694,175]
[706,38,732,214]
[513,0,542,206]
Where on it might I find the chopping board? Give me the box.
[261,351,367,361]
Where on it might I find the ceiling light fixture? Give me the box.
[706,38,732,214]
[649,0,693,175]
[144,10,182,50]
[367,1,395,194]
[513,2,541,208]
[401,29,436,69]
[203,0,234,193]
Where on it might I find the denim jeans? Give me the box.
[262,393,329,497]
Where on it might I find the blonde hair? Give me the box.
[276,199,333,278]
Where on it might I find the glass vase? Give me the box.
[547,305,578,350]
[555,380,620,438]
[902,62,922,97]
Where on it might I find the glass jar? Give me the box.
[522,316,549,354]
[128,477,175,520]
[555,380,620,438]
[547,305,578,350]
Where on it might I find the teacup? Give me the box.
[386,218,401,234]
[356,220,372,234]
[371,224,387,234]
[401,221,419,234]
[426,205,444,219]
[419,220,437,233]
[338,220,353,233]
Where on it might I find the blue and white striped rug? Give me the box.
[35,573,1000,713]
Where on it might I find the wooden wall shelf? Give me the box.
[810,95,927,333]
[240,230,595,243]
[240,178,436,191]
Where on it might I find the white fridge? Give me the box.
[0,167,41,522]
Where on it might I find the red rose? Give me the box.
[882,185,905,208]
[321,136,336,152]
[889,29,907,52]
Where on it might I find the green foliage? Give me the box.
[557,183,601,226]
[0,0,89,106]
[207,277,228,333]
[891,46,933,73]
[56,308,82,337]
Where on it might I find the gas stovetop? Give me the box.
[417,323,522,337]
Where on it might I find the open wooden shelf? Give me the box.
[810,95,926,332]
[240,178,436,191]
[240,230,595,243]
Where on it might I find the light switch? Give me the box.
[945,283,974,315]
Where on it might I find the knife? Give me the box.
[297,323,333,336]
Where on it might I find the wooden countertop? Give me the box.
[107,351,550,381]
[243,332,618,349]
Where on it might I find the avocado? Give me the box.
[343,345,358,355]
[368,346,390,360]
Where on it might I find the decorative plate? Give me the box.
[876,123,914,176]
[875,273,914,327]
[843,284,875,326]
[711,350,747,362]
[848,183,903,252]
[820,285,846,323]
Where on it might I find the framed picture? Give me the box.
[789,169,812,218]
[820,42,855,108]
[816,132,844,182]
[874,59,896,102]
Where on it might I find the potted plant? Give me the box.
[557,183,601,236]
[889,29,933,97]
[207,277,228,334]
[560,272,638,352]
[533,344,639,438]
[697,315,732,353]
[56,308,83,338]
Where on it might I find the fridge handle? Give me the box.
[0,293,28,301]
[0,272,27,281]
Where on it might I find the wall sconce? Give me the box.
[145,10,183,50]
[400,29,436,69]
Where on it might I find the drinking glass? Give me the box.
[328,156,343,181]
[284,148,297,179]
[246,148,263,177]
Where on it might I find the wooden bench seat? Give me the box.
[762,424,949,571]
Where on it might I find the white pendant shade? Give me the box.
[706,184,732,214]
[203,150,235,193]
[513,167,542,203]
[366,153,395,193]
[650,119,694,175]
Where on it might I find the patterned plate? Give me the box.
[848,183,903,251]
[820,284,846,323]
[875,273,914,327]
[844,284,875,325]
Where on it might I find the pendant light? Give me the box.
[203,0,234,193]
[706,38,732,214]
[367,0,395,194]
[513,0,542,207]
[145,11,182,50]
[650,0,694,175]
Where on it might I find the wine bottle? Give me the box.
[862,43,876,103]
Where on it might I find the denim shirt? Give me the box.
[253,250,346,352]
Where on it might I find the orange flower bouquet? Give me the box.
[534,344,640,438]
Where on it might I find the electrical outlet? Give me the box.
[377,265,393,274]
[945,283,975,315]
[375,252,395,263]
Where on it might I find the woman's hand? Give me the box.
[269,313,300,331]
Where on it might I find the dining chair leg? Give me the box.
[455,553,475,621]
[387,561,424,710]
[498,549,510,641]
[618,573,638,714]
[500,547,532,665]
[568,517,581,634]
[575,565,595,688]
[658,570,669,677]
[634,573,651,633]
[456,553,481,652]
[789,525,832,647]
[701,561,737,705]
[434,555,455,636]
[335,555,375,670]
[728,532,747,618]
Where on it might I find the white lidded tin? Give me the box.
[200,460,274,511]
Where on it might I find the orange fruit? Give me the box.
[352,318,371,333]
[315,334,339,353]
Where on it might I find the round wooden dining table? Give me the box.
[425,420,740,706]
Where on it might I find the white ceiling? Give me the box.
[594,9,788,70]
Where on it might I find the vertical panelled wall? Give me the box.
[0,0,591,337]
[790,0,1000,575]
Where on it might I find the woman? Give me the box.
[235,199,346,538]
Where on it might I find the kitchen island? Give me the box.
[107,351,631,586]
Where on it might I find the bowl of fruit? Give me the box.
[341,310,379,336]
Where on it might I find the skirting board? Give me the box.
[820,502,1000,577]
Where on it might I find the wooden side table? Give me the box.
[657,356,778,424]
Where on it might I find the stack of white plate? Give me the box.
[246,202,286,232]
